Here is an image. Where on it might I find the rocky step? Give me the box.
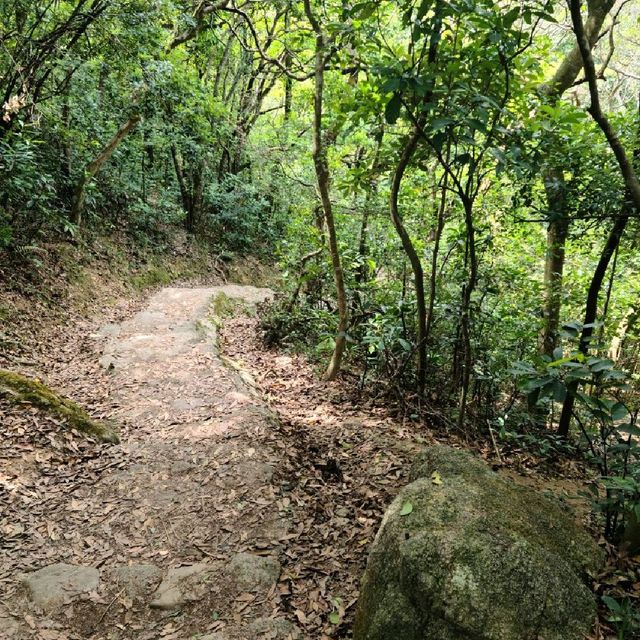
[12,553,299,639]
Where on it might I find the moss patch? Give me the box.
[0,370,119,443]
[130,265,174,290]
[211,292,239,318]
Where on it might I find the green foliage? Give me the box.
[260,296,335,355]
[602,595,640,640]
[497,428,576,459]
[130,264,173,290]
[210,292,240,319]
[204,175,276,254]
[0,132,60,245]
[513,332,639,544]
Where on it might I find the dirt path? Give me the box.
[2,285,309,640]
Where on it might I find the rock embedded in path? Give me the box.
[233,460,275,485]
[20,563,100,612]
[248,617,301,639]
[229,553,280,591]
[113,563,162,597]
[149,563,215,610]
[354,445,603,640]
[0,605,23,637]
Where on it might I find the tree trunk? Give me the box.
[609,303,640,363]
[61,86,73,184]
[539,0,615,100]
[70,114,141,225]
[540,169,569,357]
[303,0,348,382]
[171,145,192,220]
[355,135,383,290]
[390,129,428,393]
[283,8,293,120]
[537,0,615,357]
[425,173,448,350]
[557,1,640,436]
[457,197,478,430]
[355,202,370,288]
[190,158,206,233]
[388,2,444,393]
[171,147,206,233]
[557,209,629,436]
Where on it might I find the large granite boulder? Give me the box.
[354,446,603,640]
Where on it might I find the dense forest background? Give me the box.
[1,0,640,625]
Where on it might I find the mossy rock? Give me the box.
[0,370,119,443]
[354,445,603,640]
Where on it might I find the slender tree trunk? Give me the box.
[425,173,448,348]
[540,169,569,357]
[596,242,619,352]
[609,303,640,363]
[70,114,141,225]
[304,0,348,381]
[537,0,615,356]
[387,3,443,393]
[353,189,372,315]
[558,3,640,436]
[390,129,428,393]
[557,208,630,436]
[61,86,73,185]
[355,135,383,290]
[539,1,615,99]
[283,8,293,120]
[141,150,146,204]
[171,145,192,224]
[457,197,478,429]
[355,204,371,288]
[190,158,206,232]
[213,35,233,98]
[171,148,206,233]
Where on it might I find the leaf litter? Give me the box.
[0,281,636,639]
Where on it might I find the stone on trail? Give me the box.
[248,616,301,639]
[229,553,280,591]
[233,460,275,485]
[354,445,603,640]
[113,563,162,597]
[20,563,99,612]
[0,605,23,637]
[149,563,215,610]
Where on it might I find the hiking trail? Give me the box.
[2,285,306,640]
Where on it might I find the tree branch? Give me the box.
[569,0,640,209]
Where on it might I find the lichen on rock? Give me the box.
[354,445,603,640]
[0,369,119,443]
